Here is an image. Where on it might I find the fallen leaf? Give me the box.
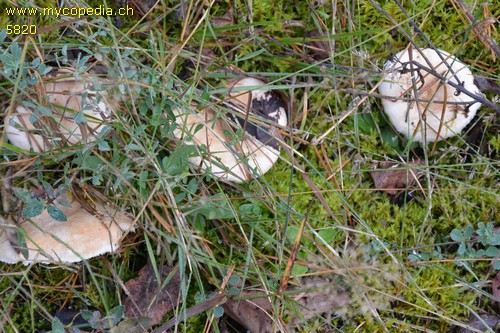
[458,313,500,333]
[123,263,181,326]
[211,8,234,28]
[221,291,273,333]
[492,269,500,303]
[370,160,425,195]
[304,30,331,60]
[288,277,351,327]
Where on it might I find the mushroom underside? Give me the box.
[5,69,113,152]
[0,200,133,265]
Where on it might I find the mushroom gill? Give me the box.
[0,191,133,265]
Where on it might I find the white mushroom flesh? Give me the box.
[378,48,482,142]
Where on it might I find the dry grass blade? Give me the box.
[451,0,500,61]
[152,293,226,333]
[279,199,314,293]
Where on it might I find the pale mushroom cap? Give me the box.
[0,196,134,265]
[5,68,113,152]
[378,48,482,142]
[173,108,280,182]
[172,77,287,183]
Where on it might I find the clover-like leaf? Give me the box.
[14,188,46,219]
[81,310,101,329]
[47,205,67,222]
[102,305,125,329]
[450,229,465,242]
[51,317,65,333]
[213,305,224,318]
[486,246,500,258]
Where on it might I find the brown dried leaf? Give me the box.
[457,314,500,333]
[123,263,181,326]
[289,277,351,327]
[211,8,234,28]
[304,30,331,60]
[370,160,425,195]
[492,270,500,303]
[221,291,273,333]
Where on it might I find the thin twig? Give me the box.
[451,0,500,61]
[152,293,226,333]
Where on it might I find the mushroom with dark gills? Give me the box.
[173,77,288,182]
[4,67,114,152]
[378,48,484,142]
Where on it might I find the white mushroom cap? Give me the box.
[5,68,113,152]
[173,77,288,183]
[0,193,134,265]
[378,48,483,142]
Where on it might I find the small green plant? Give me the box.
[50,305,125,333]
[409,223,500,270]
[0,39,52,87]
[13,183,68,221]
[80,306,125,331]
[451,223,500,270]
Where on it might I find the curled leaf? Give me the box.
[221,291,273,333]
[123,263,181,326]
[370,160,425,195]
